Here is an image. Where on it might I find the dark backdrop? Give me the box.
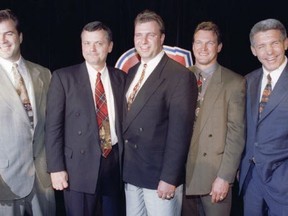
[1,1,286,215]
[1,0,288,75]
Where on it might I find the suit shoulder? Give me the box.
[220,66,244,83]
[164,58,192,78]
[245,68,261,80]
[107,66,127,78]
[25,60,50,73]
[25,60,51,81]
[52,63,85,78]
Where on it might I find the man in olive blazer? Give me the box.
[183,21,245,216]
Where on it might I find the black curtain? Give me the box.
[1,0,287,74]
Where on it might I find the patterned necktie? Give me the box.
[259,74,272,115]
[127,63,147,110]
[12,63,34,128]
[195,73,203,118]
[95,72,112,158]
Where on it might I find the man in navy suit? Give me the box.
[122,10,198,216]
[45,21,126,216]
[239,18,288,215]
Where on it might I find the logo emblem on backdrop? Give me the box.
[115,45,193,73]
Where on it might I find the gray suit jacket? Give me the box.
[0,59,51,200]
[186,65,245,195]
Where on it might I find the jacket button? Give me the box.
[203,153,207,156]
[125,140,128,144]
[80,150,85,154]
[208,134,212,137]
[75,112,80,117]
[139,128,143,132]
[78,131,82,135]
[134,144,138,149]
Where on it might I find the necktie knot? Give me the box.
[97,72,101,79]
[12,62,18,69]
[197,73,203,87]
[267,74,272,82]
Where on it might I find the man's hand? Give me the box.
[51,171,69,190]
[209,177,229,203]
[157,180,176,200]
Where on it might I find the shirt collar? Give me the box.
[0,56,23,72]
[263,57,287,79]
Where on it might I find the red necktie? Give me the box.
[95,72,112,158]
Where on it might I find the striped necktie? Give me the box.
[12,63,34,128]
[127,63,147,110]
[259,74,272,115]
[195,73,203,118]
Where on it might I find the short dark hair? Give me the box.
[0,9,21,34]
[134,10,165,34]
[193,21,222,44]
[250,18,287,46]
[82,21,113,42]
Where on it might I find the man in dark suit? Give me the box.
[0,9,55,216]
[239,18,288,215]
[45,21,126,216]
[122,10,198,216]
[182,21,245,216]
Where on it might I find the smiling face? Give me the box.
[251,29,288,72]
[0,19,22,62]
[81,29,113,71]
[134,21,165,63]
[192,30,222,70]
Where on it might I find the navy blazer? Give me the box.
[45,63,126,194]
[122,54,198,189]
[239,63,288,204]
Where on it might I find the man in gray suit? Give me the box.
[0,9,55,216]
[182,21,245,216]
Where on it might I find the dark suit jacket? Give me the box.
[239,63,288,205]
[122,54,198,189]
[186,65,245,195]
[45,63,126,194]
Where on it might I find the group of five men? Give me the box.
[0,8,287,216]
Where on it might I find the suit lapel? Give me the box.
[108,67,123,131]
[78,63,98,131]
[258,66,288,123]
[249,69,262,125]
[25,61,44,126]
[0,64,29,124]
[123,55,168,132]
